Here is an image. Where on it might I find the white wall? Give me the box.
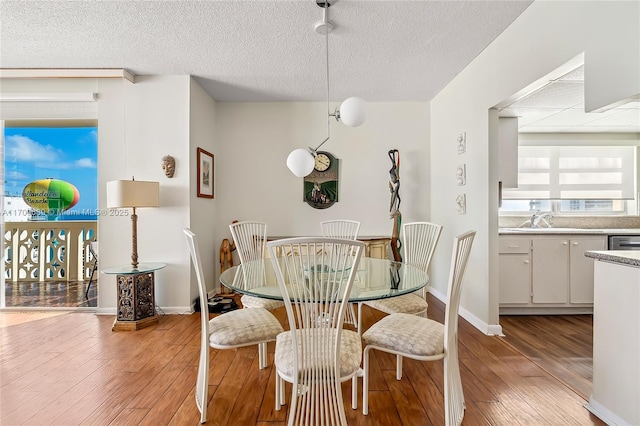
[430,0,640,334]
[189,78,217,297]
[99,75,193,313]
[213,102,430,278]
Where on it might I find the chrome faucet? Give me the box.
[531,210,554,228]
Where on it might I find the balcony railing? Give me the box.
[4,221,97,282]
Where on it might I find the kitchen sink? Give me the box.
[500,227,593,233]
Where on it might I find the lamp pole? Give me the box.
[130,206,139,269]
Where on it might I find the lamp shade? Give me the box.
[287,149,315,177]
[106,180,159,208]
[338,97,366,127]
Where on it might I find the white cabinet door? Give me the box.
[570,237,606,303]
[498,117,519,188]
[532,237,569,303]
[499,253,531,303]
[499,238,531,304]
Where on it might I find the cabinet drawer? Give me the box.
[499,238,531,254]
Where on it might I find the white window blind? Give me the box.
[503,146,636,200]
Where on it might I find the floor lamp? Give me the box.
[106,179,159,269]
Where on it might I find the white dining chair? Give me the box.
[184,228,284,424]
[358,221,442,336]
[320,219,361,327]
[267,237,365,425]
[85,241,98,299]
[229,220,284,311]
[361,230,475,425]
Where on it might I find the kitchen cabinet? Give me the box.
[569,237,606,303]
[499,238,531,304]
[499,234,606,313]
[498,117,519,189]
[532,238,569,303]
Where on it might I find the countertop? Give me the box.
[499,228,640,235]
[585,250,640,267]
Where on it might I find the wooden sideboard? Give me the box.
[267,236,391,260]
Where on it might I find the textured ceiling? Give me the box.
[0,0,532,102]
[499,65,640,133]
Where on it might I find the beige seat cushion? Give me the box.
[241,294,284,310]
[362,313,444,357]
[275,329,362,379]
[364,292,427,315]
[209,307,283,347]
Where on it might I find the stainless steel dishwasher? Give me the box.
[608,235,640,250]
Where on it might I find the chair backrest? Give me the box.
[320,220,361,240]
[402,222,442,299]
[229,221,267,263]
[267,237,364,424]
[89,241,98,261]
[402,221,442,273]
[183,228,211,412]
[443,230,476,350]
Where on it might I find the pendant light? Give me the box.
[286,0,366,177]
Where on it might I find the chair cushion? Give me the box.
[364,292,427,315]
[208,307,283,347]
[241,294,284,310]
[275,329,362,379]
[362,313,444,357]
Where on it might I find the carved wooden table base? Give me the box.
[112,271,158,331]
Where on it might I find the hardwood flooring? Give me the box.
[499,314,593,401]
[1,294,604,425]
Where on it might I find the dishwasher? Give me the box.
[608,235,640,250]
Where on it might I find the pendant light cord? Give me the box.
[325,2,330,144]
[312,3,331,153]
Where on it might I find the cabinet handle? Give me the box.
[508,245,519,248]
[562,241,569,245]
[524,260,530,264]
[572,242,579,246]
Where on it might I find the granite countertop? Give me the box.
[585,250,640,267]
[499,228,640,235]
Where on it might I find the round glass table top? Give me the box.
[219,257,428,302]
[102,262,167,275]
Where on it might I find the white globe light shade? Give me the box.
[286,149,315,177]
[339,97,366,127]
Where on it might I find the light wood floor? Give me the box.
[1,295,604,425]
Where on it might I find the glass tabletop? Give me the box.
[102,262,167,275]
[219,257,428,302]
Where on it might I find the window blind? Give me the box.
[502,146,636,200]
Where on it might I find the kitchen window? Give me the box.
[501,145,637,215]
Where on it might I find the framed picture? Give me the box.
[197,147,214,198]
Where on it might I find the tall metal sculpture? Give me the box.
[388,149,402,261]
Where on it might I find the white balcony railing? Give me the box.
[4,221,97,282]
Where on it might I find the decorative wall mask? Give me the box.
[161,155,176,178]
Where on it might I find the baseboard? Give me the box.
[95,306,193,315]
[585,396,626,425]
[429,288,503,336]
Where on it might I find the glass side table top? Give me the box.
[102,262,167,275]
[219,257,428,302]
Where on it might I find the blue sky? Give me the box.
[4,127,98,215]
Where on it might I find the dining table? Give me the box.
[219,256,429,302]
